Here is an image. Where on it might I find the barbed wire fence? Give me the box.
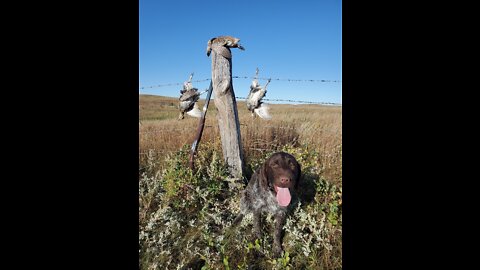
[139,75,342,161]
[139,75,342,106]
[139,78,212,89]
[232,76,341,83]
[235,96,340,105]
[139,76,341,90]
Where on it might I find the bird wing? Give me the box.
[179,89,199,101]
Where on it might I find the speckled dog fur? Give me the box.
[233,152,301,257]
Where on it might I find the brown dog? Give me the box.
[233,152,301,256]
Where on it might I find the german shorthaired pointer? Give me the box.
[233,152,301,257]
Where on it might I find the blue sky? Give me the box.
[139,0,342,104]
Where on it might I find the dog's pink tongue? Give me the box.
[276,187,291,206]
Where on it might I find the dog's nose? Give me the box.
[280,177,290,184]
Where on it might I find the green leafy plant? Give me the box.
[139,143,342,270]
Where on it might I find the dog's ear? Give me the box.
[258,161,271,191]
[295,161,302,189]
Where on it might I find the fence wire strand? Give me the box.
[139,75,341,105]
[232,76,341,83]
[139,76,341,89]
[139,78,211,89]
[234,96,340,105]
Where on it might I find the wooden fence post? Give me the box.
[210,41,245,180]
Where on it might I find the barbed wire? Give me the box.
[139,76,342,105]
[235,96,341,105]
[232,76,341,83]
[139,79,211,89]
[139,95,341,105]
[139,76,341,89]
[138,93,341,106]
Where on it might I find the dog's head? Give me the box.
[259,152,301,207]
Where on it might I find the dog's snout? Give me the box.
[280,177,290,184]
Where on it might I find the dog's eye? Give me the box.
[287,160,294,167]
[271,161,279,167]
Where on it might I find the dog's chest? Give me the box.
[249,181,285,214]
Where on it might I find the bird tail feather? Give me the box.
[254,103,272,120]
[186,103,202,118]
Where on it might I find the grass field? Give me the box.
[139,94,342,269]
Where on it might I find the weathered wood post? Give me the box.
[209,37,245,179]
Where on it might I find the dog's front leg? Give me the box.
[252,210,263,240]
[273,211,287,257]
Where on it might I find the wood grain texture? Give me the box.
[210,42,245,179]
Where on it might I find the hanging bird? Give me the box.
[246,69,271,120]
[206,36,245,57]
[178,74,202,120]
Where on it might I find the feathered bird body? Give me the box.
[246,79,271,120]
[178,89,202,119]
[246,80,265,111]
[206,36,245,57]
[178,75,202,119]
[179,89,199,109]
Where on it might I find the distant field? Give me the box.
[139,94,342,184]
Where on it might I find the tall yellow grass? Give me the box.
[139,94,342,183]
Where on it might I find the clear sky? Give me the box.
[139,0,342,104]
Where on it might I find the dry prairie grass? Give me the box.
[139,94,342,269]
[139,94,341,184]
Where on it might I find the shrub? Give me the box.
[139,143,342,269]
